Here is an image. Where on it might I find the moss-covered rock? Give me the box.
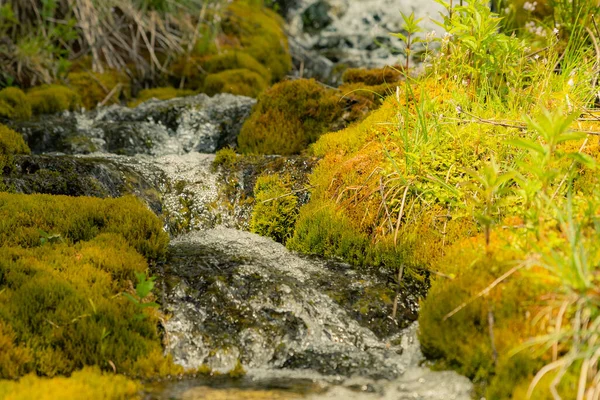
[222,1,292,82]
[0,88,32,121]
[27,85,81,115]
[237,79,343,155]
[67,70,131,110]
[0,124,30,186]
[0,193,177,381]
[0,193,168,260]
[250,174,298,244]
[342,66,403,86]
[203,69,268,98]
[204,51,272,84]
[128,87,196,108]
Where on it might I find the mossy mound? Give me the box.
[27,85,81,115]
[221,1,292,83]
[237,79,343,155]
[67,70,131,110]
[203,69,268,98]
[0,88,32,121]
[204,51,272,84]
[250,174,298,244]
[0,193,168,260]
[128,87,196,108]
[0,367,141,400]
[342,67,403,86]
[0,193,179,382]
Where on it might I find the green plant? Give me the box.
[123,272,159,320]
[203,69,268,98]
[391,12,423,72]
[27,85,81,115]
[0,87,32,120]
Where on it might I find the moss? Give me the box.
[0,367,141,399]
[0,193,168,260]
[27,85,81,115]
[203,69,268,98]
[67,70,131,110]
[250,174,298,244]
[0,124,30,180]
[212,147,238,171]
[0,88,32,121]
[342,67,403,86]
[222,1,292,82]
[128,87,196,108]
[238,79,343,155]
[204,51,272,84]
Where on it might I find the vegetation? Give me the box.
[203,69,269,98]
[27,85,81,115]
[128,87,196,107]
[0,88,31,121]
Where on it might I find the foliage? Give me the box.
[237,79,343,155]
[0,367,141,400]
[0,88,32,121]
[27,85,81,115]
[203,69,268,98]
[249,174,298,244]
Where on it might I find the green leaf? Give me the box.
[508,138,546,155]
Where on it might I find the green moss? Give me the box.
[212,147,238,171]
[67,71,131,110]
[342,67,402,86]
[0,193,168,260]
[0,367,141,399]
[128,87,196,108]
[250,174,298,244]
[0,124,30,182]
[222,1,291,82]
[238,79,342,155]
[0,88,32,121]
[203,69,268,98]
[204,51,272,83]
[27,85,81,115]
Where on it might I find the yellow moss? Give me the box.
[203,68,268,98]
[67,70,131,110]
[0,193,168,260]
[222,1,291,82]
[0,367,141,400]
[128,87,196,108]
[0,88,32,121]
[27,85,81,115]
[203,51,272,83]
[342,66,403,86]
[0,124,30,156]
[250,174,298,244]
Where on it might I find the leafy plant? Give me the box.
[391,12,423,73]
[122,272,159,320]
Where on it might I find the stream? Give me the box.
[2,1,473,397]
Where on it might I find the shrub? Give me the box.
[0,88,32,121]
[128,87,195,108]
[250,174,297,244]
[203,69,268,98]
[237,79,342,155]
[27,85,81,115]
[0,193,168,260]
[0,367,141,399]
[67,71,130,110]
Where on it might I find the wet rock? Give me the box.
[2,154,162,213]
[9,93,256,156]
[302,1,333,33]
[160,228,419,378]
